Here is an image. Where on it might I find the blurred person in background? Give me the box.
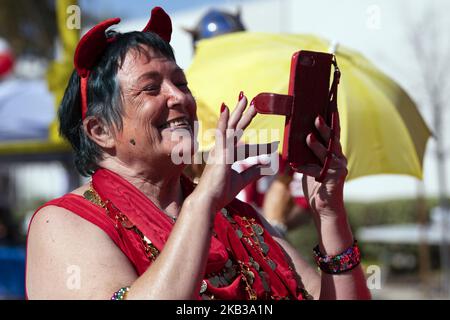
[0,40,21,246]
[0,39,15,246]
[26,7,369,300]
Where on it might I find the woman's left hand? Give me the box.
[295,113,372,301]
[297,112,348,220]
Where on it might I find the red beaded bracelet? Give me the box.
[313,240,361,274]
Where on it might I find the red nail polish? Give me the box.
[239,91,244,101]
[318,115,324,125]
[250,98,255,106]
[220,103,226,113]
[309,133,316,142]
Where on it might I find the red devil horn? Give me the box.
[142,7,172,42]
[74,18,121,78]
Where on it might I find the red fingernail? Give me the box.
[239,91,244,101]
[318,115,325,125]
[250,98,255,106]
[309,133,316,142]
[220,102,226,113]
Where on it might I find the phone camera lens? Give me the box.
[299,55,315,67]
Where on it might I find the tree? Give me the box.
[407,5,450,297]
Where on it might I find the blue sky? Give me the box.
[80,0,246,19]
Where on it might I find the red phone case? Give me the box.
[252,50,340,181]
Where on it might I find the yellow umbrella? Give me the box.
[186,32,432,181]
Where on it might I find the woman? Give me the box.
[26,7,370,300]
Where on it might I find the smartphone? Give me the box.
[283,50,334,169]
[252,50,337,170]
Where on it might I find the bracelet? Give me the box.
[111,286,130,300]
[313,240,361,274]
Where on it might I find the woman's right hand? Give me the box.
[192,92,279,213]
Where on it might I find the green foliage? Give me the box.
[345,198,440,227]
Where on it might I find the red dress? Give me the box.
[26,168,310,300]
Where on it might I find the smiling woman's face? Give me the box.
[113,45,197,170]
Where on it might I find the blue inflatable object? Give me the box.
[187,9,246,48]
[0,246,26,299]
[197,9,245,40]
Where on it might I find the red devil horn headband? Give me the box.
[142,7,172,41]
[74,7,172,119]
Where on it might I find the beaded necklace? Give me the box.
[83,183,303,300]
